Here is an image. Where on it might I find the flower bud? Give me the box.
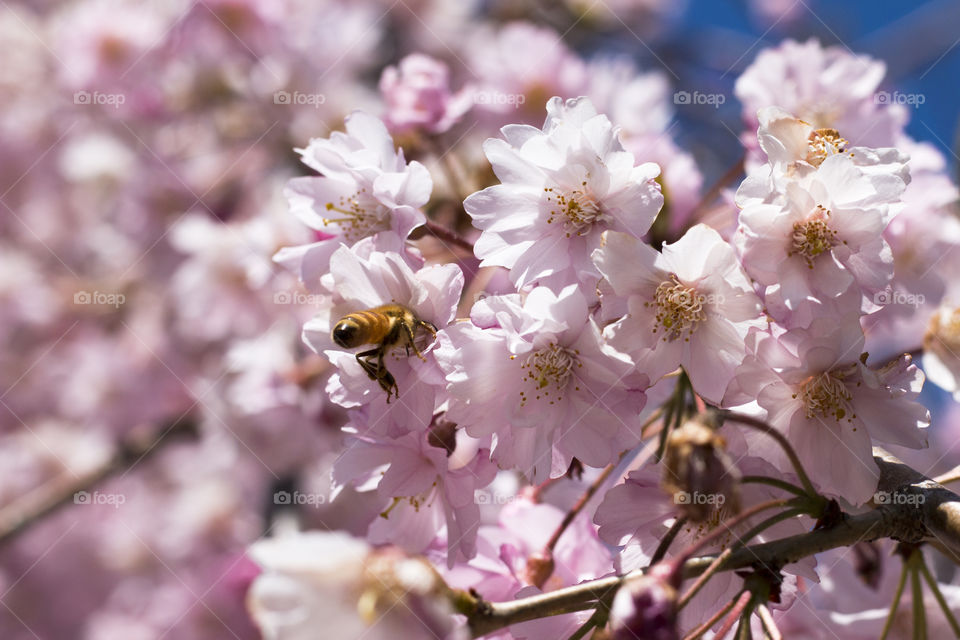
[379,54,472,135]
[662,417,741,522]
[609,567,679,640]
[523,550,555,589]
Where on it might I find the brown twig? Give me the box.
[463,449,960,638]
[0,419,198,546]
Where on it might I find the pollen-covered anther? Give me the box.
[798,371,853,421]
[806,128,848,166]
[544,182,607,237]
[647,274,706,342]
[518,343,577,406]
[321,187,388,242]
[789,205,838,268]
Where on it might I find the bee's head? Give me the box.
[332,318,362,348]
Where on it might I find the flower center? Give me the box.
[797,371,853,421]
[789,205,838,268]
[545,182,607,237]
[647,275,706,342]
[926,308,960,353]
[517,343,580,406]
[806,128,847,166]
[322,188,389,242]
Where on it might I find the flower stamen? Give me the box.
[545,181,607,237]
[321,188,389,242]
[789,205,838,269]
[797,371,853,421]
[647,275,706,342]
[806,128,847,166]
[518,343,579,406]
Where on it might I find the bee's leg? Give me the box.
[356,348,398,402]
[355,348,382,382]
[406,320,438,362]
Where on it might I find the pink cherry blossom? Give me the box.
[303,240,462,437]
[439,498,615,640]
[379,53,473,135]
[274,112,432,289]
[331,423,497,567]
[736,152,906,318]
[247,531,466,640]
[594,455,816,633]
[593,224,765,404]
[727,316,929,504]
[735,39,907,153]
[464,96,663,292]
[436,285,648,483]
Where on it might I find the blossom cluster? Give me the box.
[3,1,960,639]
[252,34,959,640]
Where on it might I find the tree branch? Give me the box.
[464,448,960,638]
[0,418,198,546]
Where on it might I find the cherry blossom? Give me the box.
[439,498,615,640]
[303,240,463,437]
[736,150,907,319]
[331,423,497,567]
[593,224,765,403]
[726,317,929,504]
[436,285,648,483]
[464,96,663,293]
[247,531,466,640]
[274,112,432,289]
[379,53,473,135]
[735,39,907,154]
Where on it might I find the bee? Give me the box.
[331,304,438,402]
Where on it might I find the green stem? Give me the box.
[879,556,910,640]
[721,412,819,498]
[740,475,808,497]
[730,508,807,553]
[917,552,960,637]
[713,590,754,640]
[910,551,927,640]
[649,517,688,567]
